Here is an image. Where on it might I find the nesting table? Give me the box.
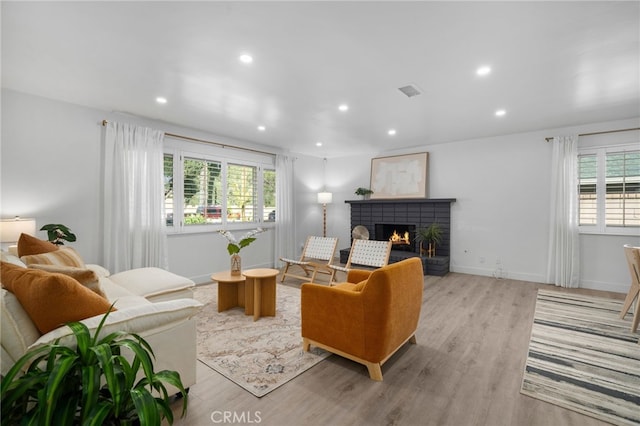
[210,268,279,321]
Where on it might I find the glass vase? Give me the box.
[230,253,241,276]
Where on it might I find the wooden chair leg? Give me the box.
[365,362,383,381]
[620,284,640,318]
[280,263,290,282]
[302,338,311,352]
[632,295,640,333]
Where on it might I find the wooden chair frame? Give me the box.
[621,244,640,337]
[279,236,338,284]
[328,239,392,283]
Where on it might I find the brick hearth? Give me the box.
[343,198,456,275]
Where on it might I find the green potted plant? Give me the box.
[40,224,77,245]
[415,222,443,258]
[1,308,188,426]
[355,187,374,199]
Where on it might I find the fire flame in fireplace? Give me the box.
[389,230,410,245]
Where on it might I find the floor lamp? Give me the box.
[317,192,332,237]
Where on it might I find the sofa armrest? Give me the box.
[29,298,203,350]
[301,283,367,358]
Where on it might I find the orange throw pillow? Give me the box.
[17,233,59,257]
[0,262,114,334]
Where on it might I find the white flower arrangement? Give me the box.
[218,228,266,255]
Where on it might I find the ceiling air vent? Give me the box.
[398,84,422,98]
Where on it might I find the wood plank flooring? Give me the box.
[171,272,629,426]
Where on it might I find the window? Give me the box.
[184,157,222,226]
[164,154,174,227]
[227,163,256,223]
[263,169,276,222]
[579,144,639,234]
[163,143,275,232]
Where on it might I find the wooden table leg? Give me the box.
[242,269,279,320]
[261,275,276,317]
[253,277,262,321]
[218,281,238,312]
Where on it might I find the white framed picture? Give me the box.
[370,152,428,199]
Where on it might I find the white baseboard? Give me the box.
[451,266,628,294]
[579,280,629,294]
[450,266,545,284]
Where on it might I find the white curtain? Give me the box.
[103,121,168,273]
[274,154,295,266]
[546,135,580,288]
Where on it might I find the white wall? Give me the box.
[2,89,638,291]
[1,89,277,283]
[315,119,639,293]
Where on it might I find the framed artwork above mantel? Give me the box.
[370,152,428,199]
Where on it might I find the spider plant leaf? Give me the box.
[1,345,51,392]
[52,393,79,426]
[67,321,92,361]
[154,370,188,417]
[114,338,155,382]
[130,388,161,426]
[91,343,124,415]
[81,402,113,426]
[80,364,101,421]
[43,355,78,425]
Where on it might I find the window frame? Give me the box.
[578,142,639,236]
[163,142,276,235]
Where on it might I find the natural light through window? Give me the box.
[579,145,639,233]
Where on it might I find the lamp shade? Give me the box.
[317,192,333,204]
[0,217,37,243]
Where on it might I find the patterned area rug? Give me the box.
[521,289,640,425]
[194,282,330,397]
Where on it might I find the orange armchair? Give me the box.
[301,257,424,380]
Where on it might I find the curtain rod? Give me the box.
[101,119,276,157]
[545,127,640,142]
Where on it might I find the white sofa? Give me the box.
[0,251,203,392]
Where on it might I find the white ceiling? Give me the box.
[2,1,639,158]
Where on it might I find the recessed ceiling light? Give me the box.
[476,66,491,76]
[239,54,253,64]
[338,104,349,112]
[316,142,323,147]
[495,109,506,117]
[155,97,167,104]
[388,129,397,136]
[257,125,266,131]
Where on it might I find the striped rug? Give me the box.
[521,290,640,426]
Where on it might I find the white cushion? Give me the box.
[1,289,41,362]
[0,250,26,268]
[108,267,195,299]
[86,264,111,278]
[98,277,150,310]
[30,298,203,349]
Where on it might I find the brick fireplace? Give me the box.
[343,198,456,275]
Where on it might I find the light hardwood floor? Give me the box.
[171,272,627,426]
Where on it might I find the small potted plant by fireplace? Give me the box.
[355,187,374,200]
[415,222,442,258]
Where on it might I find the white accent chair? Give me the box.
[279,236,338,284]
[328,239,392,283]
